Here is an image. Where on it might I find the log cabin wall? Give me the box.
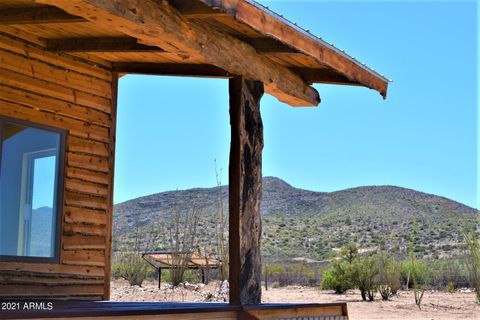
[0,27,115,300]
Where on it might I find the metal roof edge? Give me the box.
[245,0,392,84]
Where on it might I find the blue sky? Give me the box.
[114,1,478,209]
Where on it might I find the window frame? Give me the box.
[0,116,66,264]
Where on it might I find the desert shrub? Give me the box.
[213,162,229,282]
[266,263,320,287]
[461,217,480,304]
[431,259,470,289]
[341,243,358,264]
[160,269,200,284]
[112,252,150,286]
[352,255,378,301]
[446,282,456,293]
[377,254,401,300]
[407,215,429,309]
[400,259,431,289]
[167,199,201,286]
[320,261,354,294]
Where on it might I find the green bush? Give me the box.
[400,259,431,288]
[320,261,354,294]
[377,254,401,300]
[351,256,378,301]
[461,217,480,304]
[160,269,200,284]
[266,263,320,287]
[341,243,358,264]
[446,282,456,293]
[112,252,150,286]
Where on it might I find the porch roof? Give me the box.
[0,0,389,106]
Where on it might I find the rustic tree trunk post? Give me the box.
[201,268,205,284]
[264,264,268,291]
[158,268,162,289]
[228,76,264,305]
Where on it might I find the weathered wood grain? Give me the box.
[0,6,85,25]
[0,262,104,278]
[228,77,263,304]
[0,284,105,296]
[0,31,111,80]
[64,206,107,226]
[67,152,110,174]
[195,0,388,97]
[47,37,164,53]
[61,250,106,267]
[66,167,110,185]
[0,98,110,142]
[0,67,111,113]
[0,32,113,300]
[65,191,109,211]
[63,235,106,250]
[0,274,104,285]
[0,84,110,125]
[36,0,320,106]
[102,72,118,300]
[63,222,107,237]
[68,135,110,157]
[0,48,111,98]
[65,177,109,197]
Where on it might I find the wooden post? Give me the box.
[158,268,162,289]
[201,268,205,284]
[228,76,264,305]
[264,264,268,291]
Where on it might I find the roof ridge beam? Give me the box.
[35,0,320,106]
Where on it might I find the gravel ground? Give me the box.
[111,280,479,320]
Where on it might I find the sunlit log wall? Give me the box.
[0,28,116,300]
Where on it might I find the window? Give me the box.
[0,117,65,262]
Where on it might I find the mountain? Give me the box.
[30,206,53,257]
[113,177,478,262]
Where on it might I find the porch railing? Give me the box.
[243,303,348,320]
[0,301,348,320]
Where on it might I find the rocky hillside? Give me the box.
[113,177,478,262]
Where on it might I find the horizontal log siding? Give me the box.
[0,30,113,300]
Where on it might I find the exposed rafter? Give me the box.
[168,0,229,19]
[292,68,360,86]
[0,6,85,25]
[47,37,164,53]
[45,36,295,55]
[112,63,232,78]
[35,0,320,106]
[248,38,298,54]
[194,0,389,98]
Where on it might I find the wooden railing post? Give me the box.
[228,76,264,305]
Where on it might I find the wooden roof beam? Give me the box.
[0,6,85,25]
[292,68,361,86]
[36,0,320,107]
[168,0,230,19]
[46,37,164,53]
[196,0,389,98]
[249,38,298,54]
[112,63,233,78]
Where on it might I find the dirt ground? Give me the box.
[111,280,480,320]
